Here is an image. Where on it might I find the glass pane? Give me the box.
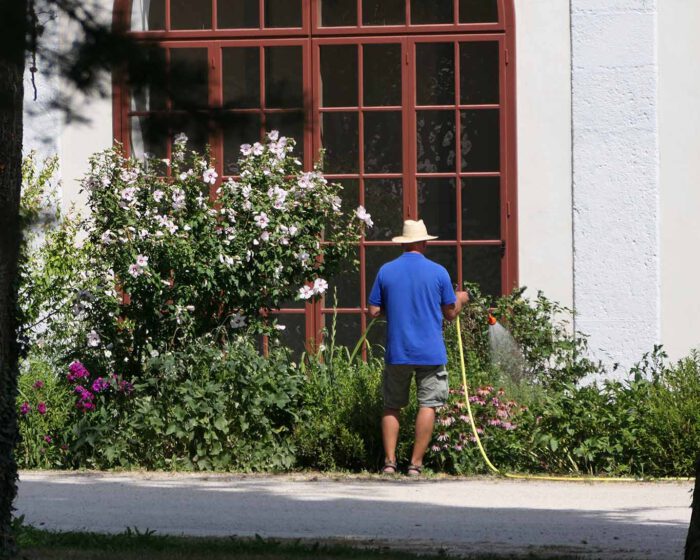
[459,0,499,23]
[364,179,403,242]
[170,0,212,29]
[462,245,502,299]
[171,115,209,155]
[416,110,456,173]
[265,0,302,27]
[365,245,402,305]
[130,48,167,111]
[223,113,261,174]
[320,0,357,26]
[265,112,304,160]
[130,116,168,160]
[321,112,359,173]
[363,44,401,106]
[323,314,362,352]
[416,43,455,106]
[325,179,360,236]
[265,46,303,108]
[411,0,453,24]
[326,246,360,309]
[364,112,402,174]
[274,314,308,360]
[362,0,404,25]
[418,178,457,240]
[460,109,500,171]
[170,49,209,110]
[320,45,358,108]
[426,246,458,287]
[460,42,499,105]
[223,47,260,108]
[218,0,259,28]
[462,178,500,240]
[365,317,386,358]
[131,0,165,30]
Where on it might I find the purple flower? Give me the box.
[118,380,134,395]
[44,435,52,444]
[20,402,31,415]
[33,380,45,390]
[91,377,110,393]
[37,402,47,415]
[68,361,90,383]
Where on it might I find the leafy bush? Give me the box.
[293,342,385,471]
[64,335,303,471]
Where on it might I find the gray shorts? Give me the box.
[383,364,449,409]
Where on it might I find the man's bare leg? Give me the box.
[410,406,436,467]
[382,408,401,466]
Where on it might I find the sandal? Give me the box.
[381,461,398,475]
[407,464,423,477]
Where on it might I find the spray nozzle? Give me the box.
[488,314,498,326]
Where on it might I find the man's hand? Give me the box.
[456,291,469,306]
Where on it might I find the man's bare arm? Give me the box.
[442,291,469,321]
[368,304,383,319]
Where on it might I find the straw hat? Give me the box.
[391,219,439,243]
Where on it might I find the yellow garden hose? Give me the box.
[455,315,686,483]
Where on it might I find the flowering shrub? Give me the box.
[76,132,366,376]
[428,385,530,474]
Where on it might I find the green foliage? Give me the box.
[294,343,385,471]
[66,336,303,472]
[15,356,74,469]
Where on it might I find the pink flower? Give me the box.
[20,402,31,415]
[437,432,449,442]
[44,435,52,444]
[33,380,45,390]
[431,445,441,452]
[68,361,90,383]
[92,377,110,393]
[37,402,47,415]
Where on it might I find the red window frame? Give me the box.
[112,0,517,355]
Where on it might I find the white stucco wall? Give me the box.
[571,0,660,371]
[514,0,574,310]
[658,1,700,361]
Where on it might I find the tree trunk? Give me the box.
[0,0,27,556]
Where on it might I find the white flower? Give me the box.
[242,185,252,199]
[274,323,286,331]
[246,249,253,262]
[252,142,264,156]
[139,229,150,239]
[185,305,195,312]
[240,143,252,156]
[243,200,253,211]
[230,312,246,329]
[219,254,234,266]
[161,158,170,167]
[254,212,269,229]
[179,172,188,181]
[356,205,374,228]
[128,264,141,277]
[101,230,113,245]
[298,173,313,190]
[153,190,165,202]
[288,225,298,237]
[121,187,137,202]
[174,132,188,145]
[136,254,149,268]
[297,251,310,264]
[267,130,279,142]
[172,188,186,210]
[87,330,101,348]
[203,168,218,185]
[331,196,342,213]
[261,231,270,242]
[313,278,329,295]
[298,285,314,300]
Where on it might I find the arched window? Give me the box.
[113,0,517,356]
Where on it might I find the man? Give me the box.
[368,219,469,476]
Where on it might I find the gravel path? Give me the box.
[16,471,693,559]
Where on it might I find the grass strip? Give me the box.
[15,525,585,560]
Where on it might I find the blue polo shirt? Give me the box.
[368,253,456,365]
